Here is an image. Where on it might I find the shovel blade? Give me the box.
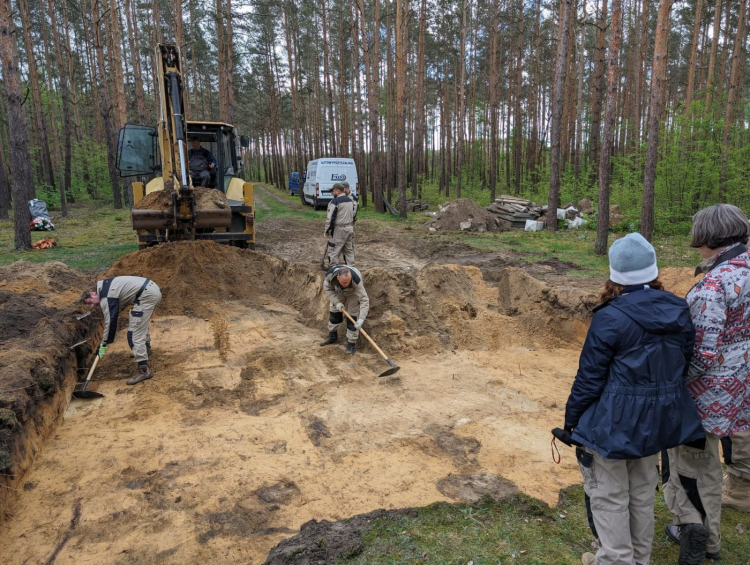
[72,390,104,399]
[378,360,401,378]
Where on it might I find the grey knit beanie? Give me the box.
[609,233,659,286]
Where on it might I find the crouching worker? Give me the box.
[81,276,162,385]
[564,233,704,565]
[320,265,369,355]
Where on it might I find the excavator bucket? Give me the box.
[194,208,232,228]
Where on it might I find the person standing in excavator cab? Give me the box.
[81,277,162,386]
[324,183,356,266]
[188,138,216,187]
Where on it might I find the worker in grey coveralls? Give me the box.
[340,181,358,264]
[82,276,162,385]
[319,265,369,355]
[324,183,356,267]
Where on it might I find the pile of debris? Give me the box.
[398,199,429,212]
[487,195,545,229]
[427,198,509,233]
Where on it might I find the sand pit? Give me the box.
[0,242,606,564]
[0,262,98,516]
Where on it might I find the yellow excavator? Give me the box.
[115,43,255,248]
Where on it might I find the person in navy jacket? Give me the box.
[565,233,704,565]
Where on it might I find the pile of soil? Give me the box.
[105,241,325,321]
[134,188,229,211]
[427,199,509,233]
[0,261,97,512]
[660,267,701,298]
[105,242,590,356]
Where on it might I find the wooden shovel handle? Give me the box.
[340,307,390,361]
[83,354,100,386]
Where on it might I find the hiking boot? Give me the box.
[127,364,153,385]
[666,523,709,565]
[344,342,356,356]
[723,473,750,512]
[581,553,596,565]
[319,331,339,346]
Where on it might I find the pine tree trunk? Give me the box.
[456,0,468,198]
[548,0,574,232]
[108,0,128,128]
[321,0,337,154]
[225,0,235,124]
[719,0,747,200]
[0,137,9,220]
[513,0,524,193]
[411,0,426,199]
[704,0,723,115]
[0,0,32,249]
[488,0,499,202]
[357,0,383,212]
[395,0,408,217]
[529,0,542,184]
[174,0,189,116]
[93,0,123,209]
[594,0,622,255]
[640,0,672,242]
[19,0,53,193]
[48,0,70,216]
[284,2,304,177]
[685,0,704,114]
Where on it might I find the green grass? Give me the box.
[0,203,137,273]
[254,181,701,278]
[337,486,750,565]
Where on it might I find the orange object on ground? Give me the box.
[32,238,57,249]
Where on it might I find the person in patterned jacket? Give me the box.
[664,204,750,564]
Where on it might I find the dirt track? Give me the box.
[0,190,699,565]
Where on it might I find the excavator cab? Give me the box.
[114,43,255,249]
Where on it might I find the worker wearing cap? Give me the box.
[324,183,356,267]
[320,265,369,355]
[81,276,162,385]
[342,181,358,219]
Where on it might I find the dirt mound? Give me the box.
[660,267,700,298]
[0,261,97,514]
[498,268,598,345]
[105,241,325,321]
[262,509,403,565]
[134,188,229,211]
[427,198,508,233]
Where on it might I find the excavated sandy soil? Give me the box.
[0,240,607,565]
[0,232,701,565]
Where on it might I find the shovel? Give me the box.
[72,355,104,399]
[320,241,330,271]
[341,307,400,377]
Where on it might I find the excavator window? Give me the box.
[116,124,158,177]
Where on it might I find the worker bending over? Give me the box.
[81,276,162,385]
[320,265,369,355]
[324,183,356,266]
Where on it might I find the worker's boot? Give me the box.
[723,473,750,512]
[581,553,596,565]
[127,363,153,386]
[319,331,339,347]
[666,523,709,565]
[345,342,356,356]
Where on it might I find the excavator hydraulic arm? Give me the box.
[131,44,230,234]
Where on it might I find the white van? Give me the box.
[301,158,359,210]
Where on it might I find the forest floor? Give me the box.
[0,188,746,565]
